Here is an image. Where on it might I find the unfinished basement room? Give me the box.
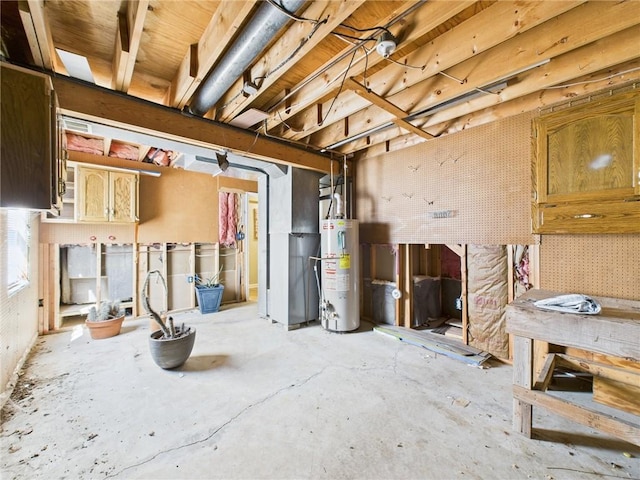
[1,1,639,479]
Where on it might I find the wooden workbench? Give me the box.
[506,289,640,446]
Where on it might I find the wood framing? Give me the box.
[52,75,332,173]
[507,289,640,446]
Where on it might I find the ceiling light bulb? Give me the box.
[376,32,396,59]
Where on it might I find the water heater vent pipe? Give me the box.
[334,193,343,218]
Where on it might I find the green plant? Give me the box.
[87,301,124,322]
[195,266,223,288]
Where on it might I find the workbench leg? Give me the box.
[513,335,533,437]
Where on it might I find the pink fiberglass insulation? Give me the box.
[66,132,104,155]
[219,192,237,247]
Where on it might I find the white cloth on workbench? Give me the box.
[533,294,601,315]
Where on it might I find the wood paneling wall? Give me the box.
[356,111,639,301]
[356,112,536,246]
[540,234,640,300]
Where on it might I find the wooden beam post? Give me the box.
[513,335,533,438]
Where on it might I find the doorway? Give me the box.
[245,192,259,302]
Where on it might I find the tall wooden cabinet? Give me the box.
[1,62,66,212]
[532,89,640,233]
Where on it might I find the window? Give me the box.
[6,209,31,294]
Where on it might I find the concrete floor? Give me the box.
[1,302,639,480]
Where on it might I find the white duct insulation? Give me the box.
[319,219,360,332]
[467,245,509,359]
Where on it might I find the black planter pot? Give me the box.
[149,328,196,369]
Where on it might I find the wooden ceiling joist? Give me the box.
[20,0,57,70]
[315,0,640,153]
[346,77,434,140]
[216,0,366,123]
[52,75,331,173]
[112,0,149,92]
[285,0,586,146]
[169,1,258,109]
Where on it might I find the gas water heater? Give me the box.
[320,194,359,332]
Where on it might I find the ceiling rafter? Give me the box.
[351,28,640,157]
[3,1,639,162]
[169,1,258,109]
[112,0,149,92]
[263,0,472,133]
[216,0,366,123]
[346,77,434,140]
[308,0,640,151]
[283,0,585,144]
[19,0,57,70]
[359,60,640,160]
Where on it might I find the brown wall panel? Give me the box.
[540,234,640,300]
[137,167,218,243]
[356,112,536,245]
[356,110,639,301]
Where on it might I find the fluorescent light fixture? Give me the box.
[56,49,95,83]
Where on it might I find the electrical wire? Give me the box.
[265,1,423,114]
[385,56,425,71]
[544,66,640,88]
[361,45,370,87]
[332,31,377,43]
[318,47,359,127]
[338,22,392,37]
[266,0,320,24]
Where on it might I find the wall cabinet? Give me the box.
[76,165,138,223]
[532,90,640,233]
[1,62,66,212]
[42,161,138,223]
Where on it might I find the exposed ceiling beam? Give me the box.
[216,0,366,122]
[264,0,473,133]
[169,1,258,108]
[112,0,149,92]
[354,31,640,158]
[359,62,640,161]
[285,0,585,144]
[17,1,43,67]
[312,0,640,152]
[51,75,331,173]
[346,77,434,140]
[20,0,57,70]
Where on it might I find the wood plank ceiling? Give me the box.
[1,0,639,166]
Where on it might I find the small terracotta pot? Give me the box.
[86,315,125,340]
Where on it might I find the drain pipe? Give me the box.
[187,0,306,117]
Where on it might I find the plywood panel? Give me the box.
[356,112,536,245]
[138,167,218,243]
[540,234,640,300]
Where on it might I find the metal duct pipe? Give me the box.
[187,0,306,117]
